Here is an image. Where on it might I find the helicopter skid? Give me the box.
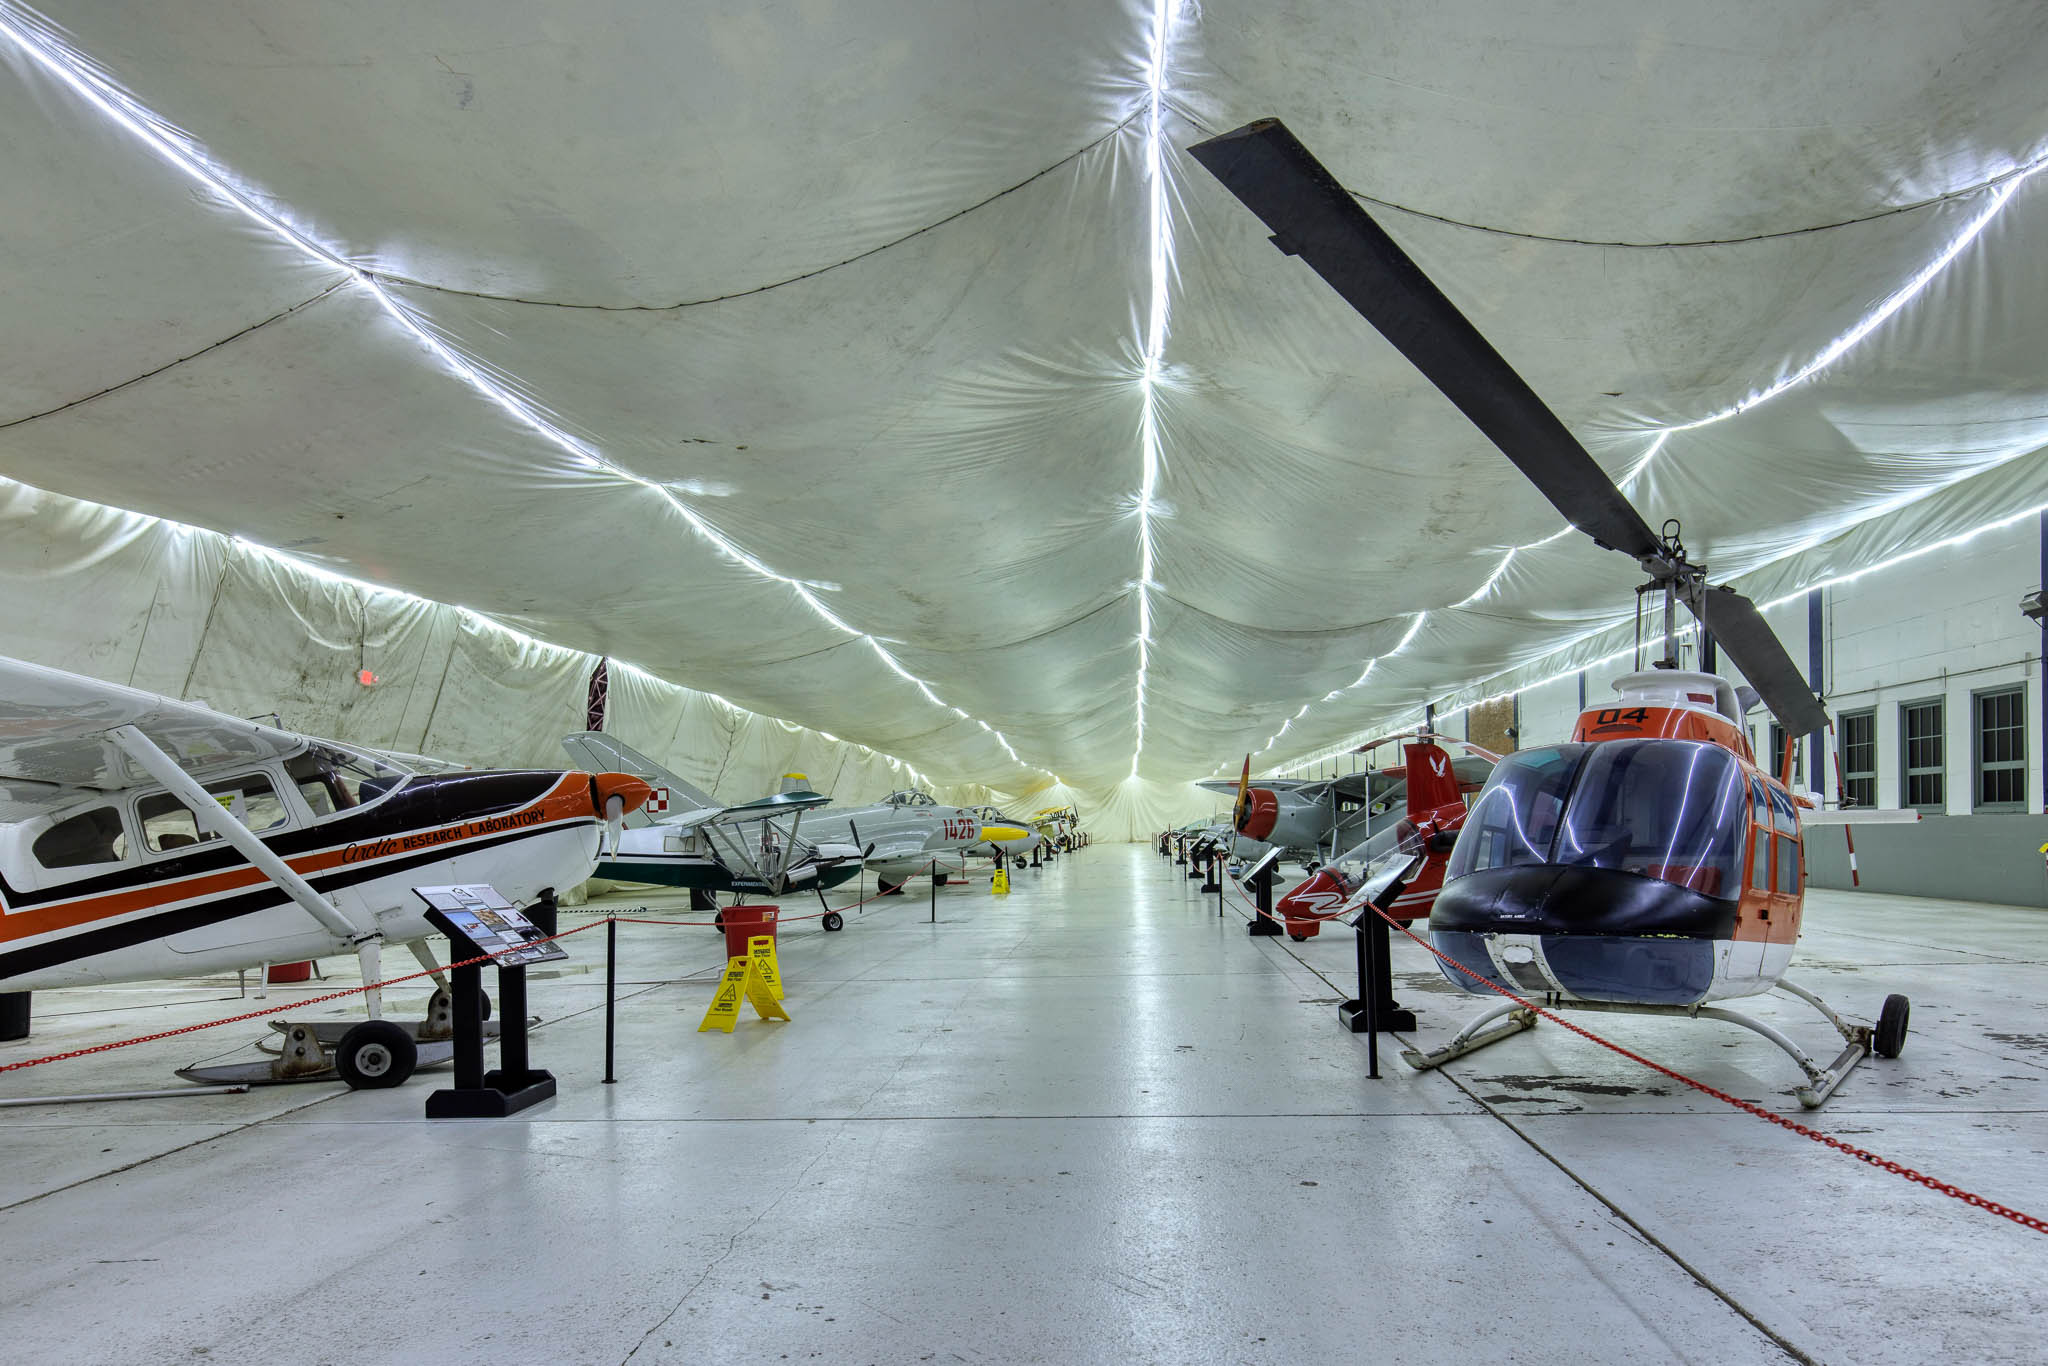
[1404,989,1876,1108]
[1400,1000,1537,1070]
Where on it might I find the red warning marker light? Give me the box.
[357,669,379,686]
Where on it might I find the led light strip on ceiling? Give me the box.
[1264,145,2047,776]
[1127,0,1178,782]
[1276,495,2048,774]
[0,2,1053,785]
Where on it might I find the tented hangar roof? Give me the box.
[4,2,2048,824]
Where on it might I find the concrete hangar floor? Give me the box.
[1,845,2042,1365]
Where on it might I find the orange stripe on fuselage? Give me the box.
[1,775,592,947]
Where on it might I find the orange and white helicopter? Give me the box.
[1260,734,1490,941]
[0,656,651,1089]
[1191,119,1910,1107]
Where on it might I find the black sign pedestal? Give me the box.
[416,886,562,1119]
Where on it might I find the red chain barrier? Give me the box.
[1357,899,2047,1236]
[1,862,959,1076]
[0,921,607,1076]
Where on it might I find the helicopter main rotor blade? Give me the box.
[1682,584,1829,737]
[1186,118,1663,564]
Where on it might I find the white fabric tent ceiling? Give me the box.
[4,1,2048,802]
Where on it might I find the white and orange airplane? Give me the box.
[0,656,650,1088]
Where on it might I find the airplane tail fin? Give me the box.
[561,732,718,822]
[1402,741,1462,818]
[779,772,813,796]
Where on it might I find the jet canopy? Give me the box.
[1446,739,1750,900]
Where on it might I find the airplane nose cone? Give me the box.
[588,772,655,819]
[1237,789,1279,841]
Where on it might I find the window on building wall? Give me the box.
[1766,723,1803,786]
[1839,709,1876,808]
[1974,686,2027,812]
[1901,699,1945,814]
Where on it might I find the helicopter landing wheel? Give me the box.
[1874,993,1910,1058]
[1289,933,1308,943]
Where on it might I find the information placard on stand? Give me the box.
[414,884,561,1119]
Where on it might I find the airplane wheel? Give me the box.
[878,878,903,897]
[336,1020,417,1090]
[1874,994,1910,1058]
[935,873,950,887]
[1289,933,1308,943]
[478,992,492,1022]
[1014,856,1027,869]
[823,912,844,932]
[713,911,724,930]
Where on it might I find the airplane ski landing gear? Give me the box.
[335,1020,417,1089]
[1402,979,1909,1109]
[178,980,498,1090]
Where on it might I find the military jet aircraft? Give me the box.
[797,785,1023,894]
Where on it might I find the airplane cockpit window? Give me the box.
[33,806,129,870]
[886,790,936,807]
[139,774,290,854]
[1451,740,1747,899]
[287,748,407,816]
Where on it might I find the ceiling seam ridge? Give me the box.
[0,466,955,790]
[372,110,1148,313]
[0,278,352,433]
[0,6,1056,785]
[1128,0,1178,783]
[1166,95,2048,249]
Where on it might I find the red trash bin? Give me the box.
[720,905,779,961]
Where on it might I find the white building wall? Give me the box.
[1509,517,2045,815]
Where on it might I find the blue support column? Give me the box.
[1808,589,1825,794]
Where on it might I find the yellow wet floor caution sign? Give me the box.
[748,933,784,1001]
[698,948,791,1033]
[991,865,1010,895]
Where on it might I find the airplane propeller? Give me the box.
[1231,753,1253,833]
[603,793,626,857]
[1187,119,1829,738]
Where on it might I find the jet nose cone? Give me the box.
[1237,789,1279,841]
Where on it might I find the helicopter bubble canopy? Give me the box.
[1447,739,1750,900]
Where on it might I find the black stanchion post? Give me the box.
[930,860,937,924]
[1246,858,1282,936]
[603,915,617,1085]
[1360,911,1380,1077]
